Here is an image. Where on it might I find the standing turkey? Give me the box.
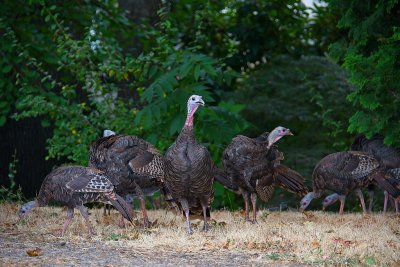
[18,166,135,236]
[89,130,175,227]
[163,95,214,235]
[299,151,400,214]
[350,134,400,212]
[221,127,308,223]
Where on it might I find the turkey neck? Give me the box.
[36,179,53,206]
[178,105,198,142]
[36,189,49,206]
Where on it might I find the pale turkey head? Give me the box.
[187,95,205,112]
[267,126,293,149]
[185,95,205,127]
[299,192,314,212]
[18,200,37,220]
[322,193,339,210]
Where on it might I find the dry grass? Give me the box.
[1,203,399,266]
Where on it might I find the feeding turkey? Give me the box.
[299,151,400,214]
[163,95,215,235]
[221,127,308,223]
[18,166,135,237]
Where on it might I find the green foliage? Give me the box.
[168,0,312,71]
[328,0,400,147]
[0,151,25,203]
[1,0,248,167]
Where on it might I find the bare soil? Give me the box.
[0,203,399,266]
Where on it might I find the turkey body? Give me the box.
[18,166,134,236]
[89,134,166,227]
[351,134,400,212]
[221,128,307,223]
[163,94,213,235]
[164,127,214,234]
[300,151,400,214]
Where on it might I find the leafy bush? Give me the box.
[0,151,25,203]
[1,1,248,167]
[329,0,400,147]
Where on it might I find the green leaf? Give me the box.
[203,64,217,77]
[194,64,201,81]
[169,114,184,135]
[41,119,50,127]
[2,65,12,74]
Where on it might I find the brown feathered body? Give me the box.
[312,151,381,198]
[89,134,161,195]
[163,126,214,217]
[89,134,177,226]
[20,166,135,236]
[221,131,307,222]
[222,134,307,201]
[351,134,400,211]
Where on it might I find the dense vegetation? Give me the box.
[1,0,398,210]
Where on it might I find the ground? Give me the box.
[0,203,399,266]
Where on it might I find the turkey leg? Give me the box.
[180,198,193,235]
[383,191,389,213]
[355,189,367,214]
[77,205,95,236]
[60,208,74,236]
[201,205,209,231]
[250,192,258,224]
[134,183,150,228]
[239,188,251,222]
[338,195,346,215]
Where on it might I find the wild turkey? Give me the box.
[351,134,400,213]
[18,166,135,236]
[299,151,400,214]
[221,127,308,223]
[89,131,171,227]
[163,95,214,235]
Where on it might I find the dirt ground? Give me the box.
[0,203,399,266]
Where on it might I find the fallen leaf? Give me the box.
[311,239,320,249]
[247,241,255,249]
[222,240,230,249]
[333,237,352,245]
[151,219,158,227]
[218,221,227,226]
[27,248,43,257]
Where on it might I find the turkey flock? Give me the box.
[19,95,400,236]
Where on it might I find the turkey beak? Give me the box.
[287,130,294,136]
[196,99,205,106]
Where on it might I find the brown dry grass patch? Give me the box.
[1,203,399,266]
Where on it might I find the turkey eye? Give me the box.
[282,129,286,132]
[191,97,195,101]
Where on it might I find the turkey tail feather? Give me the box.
[372,172,400,199]
[274,165,308,196]
[214,167,239,192]
[105,192,135,223]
